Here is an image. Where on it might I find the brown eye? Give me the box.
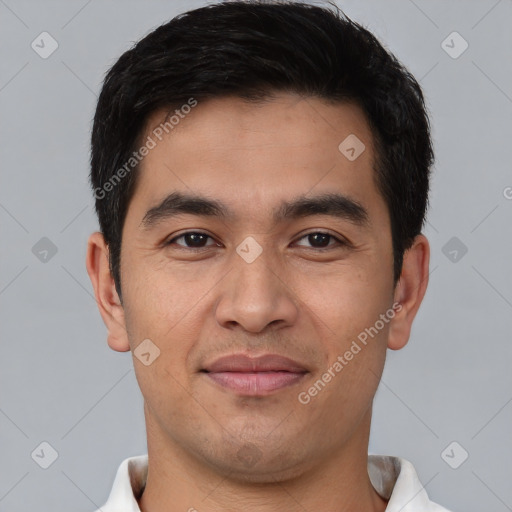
[307,233,331,248]
[295,232,345,249]
[168,232,217,248]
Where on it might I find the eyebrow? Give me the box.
[140,191,369,230]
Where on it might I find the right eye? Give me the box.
[166,231,220,249]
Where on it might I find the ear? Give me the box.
[86,232,130,352]
[387,234,430,351]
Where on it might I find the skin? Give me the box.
[87,93,429,512]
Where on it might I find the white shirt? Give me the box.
[94,454,452,512]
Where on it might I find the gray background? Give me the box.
[0,0,511,511]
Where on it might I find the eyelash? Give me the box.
[165,231,349,250]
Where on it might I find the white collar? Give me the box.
[96,453,451,512]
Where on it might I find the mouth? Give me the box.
[201,353,309,396]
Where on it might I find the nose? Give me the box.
[215,248,299,334]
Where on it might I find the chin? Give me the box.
[199,440,311,484]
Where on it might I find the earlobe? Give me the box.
[387,234,430,351]
[86,232,131,352]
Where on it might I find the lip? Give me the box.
[202,354,309,396]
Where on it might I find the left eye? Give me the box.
[168,232,218,248]
[295,232,344,249]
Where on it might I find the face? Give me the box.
[98,94,405,480]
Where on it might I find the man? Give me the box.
[86,1,450,510]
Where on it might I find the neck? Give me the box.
[137,404,387,512]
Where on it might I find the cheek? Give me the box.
[120,252,227,392]
[292,259,392,404]
[121,265,209,416]
[297,282,390,435]
[122,251,210,336]
[296,261,392,345]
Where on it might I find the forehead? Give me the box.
[143,94,374,162]
[128,93,386,229]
